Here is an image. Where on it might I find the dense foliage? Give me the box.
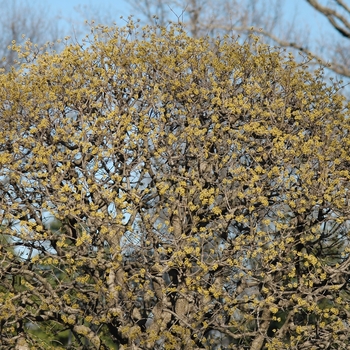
[1,23,350,349]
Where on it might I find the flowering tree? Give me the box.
[1,23,350,350]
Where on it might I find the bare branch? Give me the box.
[307,0,350,38]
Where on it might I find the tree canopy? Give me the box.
[1,23,350,350]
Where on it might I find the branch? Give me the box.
[15,336,29,350]
[336,0,350,14]
[74,325,101,349]
[307,0,350,38]
[250,308,272,350]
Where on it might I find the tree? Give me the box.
[1,21,350,350]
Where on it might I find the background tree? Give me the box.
[1,22,350,349]
[128,0,284,38]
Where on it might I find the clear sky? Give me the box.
[49,0,130,20]
[47,0,131,38]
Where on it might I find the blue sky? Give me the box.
[48,0,131,37]
[49,0,130,20]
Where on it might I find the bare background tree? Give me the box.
[128,0,285,38]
